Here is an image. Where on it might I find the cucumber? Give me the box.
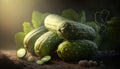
[27,56,34,62]
[36,60,44,65]
[57,40,98,61]
[34,31,63,57]
[85,22,100,33]
[41,55,51,61]
[44,14,96,40]
[16,48,27,58]
[85,22,101,47]
[36,55,51,65]
[23,26,47,55]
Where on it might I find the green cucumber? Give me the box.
[27,56,34,62]
[36,55,51,65]
[23,26,47,55]
[57,40,98,61]
[36,60,44,65]
[44,14,96,40]
[34,31,63,57]
[85,22,101,47]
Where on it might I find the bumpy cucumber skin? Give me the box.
[23,26,48,55]
[85,22,101,47]
[44,14,96,40]
[57,40,98,61]
[34,31,63,57]
[58,21,96,40]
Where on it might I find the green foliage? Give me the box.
[61,9,80,21]
[32,11,50,28]
[15,32,25,49]
[61,9,86,23]
[23,22,33,34]
[32,11,42,28]
[79,10,86,23]
[39,13,50,26]
[15,11,49,49]
[107,17,120,24]
[100,17,120,51]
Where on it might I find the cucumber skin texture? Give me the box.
[57,40,98,61]
[44,14,96,40]
[34,31,63,57]
[23,26,48,55]
[85,22,101,47]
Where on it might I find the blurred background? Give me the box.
[0,0,119,50]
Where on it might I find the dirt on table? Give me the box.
[0,50,119,69]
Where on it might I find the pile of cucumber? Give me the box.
[44,14,98,61]
[15,9,107,64]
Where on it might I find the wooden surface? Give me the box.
[0,50,119,69]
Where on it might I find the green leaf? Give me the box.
[61,9,80,21]
[23,22,33,34]
[15,32,25,49]
[39,13,50,26]
[78,10,86,23]
[32,11,50,28]
[32,11,42,28]
[107,17,120,24]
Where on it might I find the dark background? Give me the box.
[0,0,119,49]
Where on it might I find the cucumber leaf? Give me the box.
[32,11,42,28]
[23,22,33,34]
[32,11,50,28]
[39,13,50,26]
[107,17,120,24]
[79,10,86,23]
[61,9,80,22]
[15,32,25,49]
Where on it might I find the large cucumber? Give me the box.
[44,14,96,40]
[34,31,63,57]
[57,40,98,61]
[23,26,48,55]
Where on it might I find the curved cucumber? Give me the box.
[23,26,48,55]
[34,31,63,57]
[44,14,96,40]
[85,22,101,47]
